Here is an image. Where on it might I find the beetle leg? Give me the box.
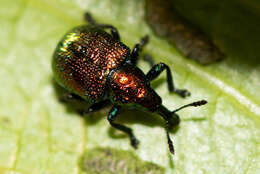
[130,35,149,65]
[158,105,180,128]
[84,12,120,40]
[84,12,97,25]
[84,100,110,114]
[77,100,111,116]
[59,93,84,102]
[143,54,155,67]
[157,100,207,154]
[98,24,120,40]
[157,105,179,154]
[146,63,191,98]
[108,105,139,148]
[165,121,175,154]
[60,93,110,115]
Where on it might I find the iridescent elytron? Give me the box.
[52,12,207,154]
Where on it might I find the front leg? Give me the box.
[108,105,139,148]
[146,62,191,98]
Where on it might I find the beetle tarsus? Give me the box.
[166,121,175,154]
[130,136,140,149]
[140,35,149,47]
[173,89,191,98]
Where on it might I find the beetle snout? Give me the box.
[140,89,162,112]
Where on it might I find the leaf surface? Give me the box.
[0,0,259,174]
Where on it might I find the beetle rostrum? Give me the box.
[52,12,207,155]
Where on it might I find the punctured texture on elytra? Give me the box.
[52,25,130,103]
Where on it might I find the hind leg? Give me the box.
[84,12,120,40]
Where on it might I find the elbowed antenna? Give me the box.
[157,100,207,155]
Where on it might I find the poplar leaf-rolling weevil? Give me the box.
[52,12,207,154]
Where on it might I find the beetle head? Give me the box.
[108,65,161,112]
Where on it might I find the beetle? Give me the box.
[52,12,207,154]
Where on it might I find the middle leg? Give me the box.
[59,92,110,115]
[78,100,111,116]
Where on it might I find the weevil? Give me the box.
[52,12,207,154]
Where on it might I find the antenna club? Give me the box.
[194,100,207,106]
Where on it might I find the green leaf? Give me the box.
[0,0,259,174]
